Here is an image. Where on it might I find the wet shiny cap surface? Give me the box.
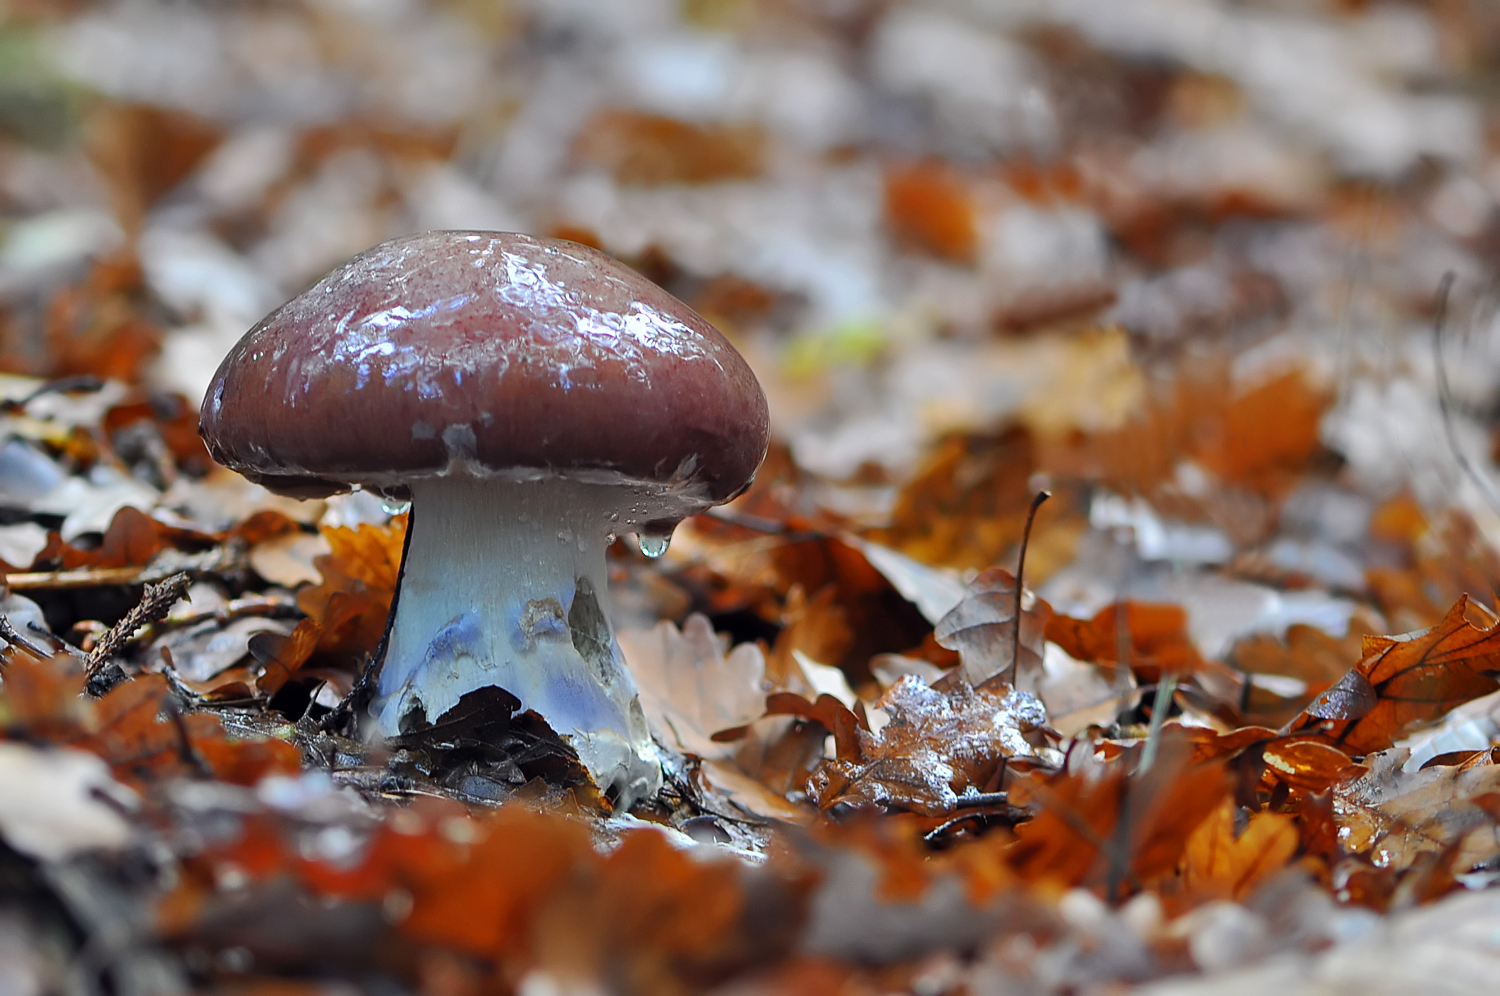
[200,231,770,504]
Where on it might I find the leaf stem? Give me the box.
[1008,490,1051,688]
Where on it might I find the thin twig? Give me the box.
[4,567,161,590]
[0,613,53,660]
[1432,272,1500,516]
[163,695,213,778]
[84,572,191,675]
[952,791,1010,809]
[1138,673,1178,773]
[155,593,300,630]
[1008,490,1051,688]
[154,647,208,706]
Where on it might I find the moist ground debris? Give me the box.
[11,1,1500,994]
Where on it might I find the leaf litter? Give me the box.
[8,1,1500,994]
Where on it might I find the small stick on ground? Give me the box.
[0,612,54,661]
[157,592,301,630]
[1138,672,1178,774]
[4,567,156,590]
[85,573,192,679]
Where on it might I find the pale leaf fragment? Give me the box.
[0,743,136,861]
[620,614,767,759]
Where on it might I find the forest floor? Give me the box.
[6,1,1500,994]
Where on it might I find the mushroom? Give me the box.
[199,231,769,806]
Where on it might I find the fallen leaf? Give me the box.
[1259,737,1366,794]
[840,534,967,626]
[621,614,768,759]
[884,161,979,263]
[1287,596,1500,756]
[880,429,1039,573]
[1007,728,1229,891]
[805,676,1054,817]
[699,757,815,825]
[933,566,1049,687]
[573,109,766,185]
[1044,601,1205,680]
[1194,370,1326,492]
[0,649,90,740]
[0,742,137,860]
[1183,798,1299,900]
[252,514,407,693]
[1334,749,1500,875]
[248,530,330,588]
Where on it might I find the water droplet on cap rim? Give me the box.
[636,522,676,559]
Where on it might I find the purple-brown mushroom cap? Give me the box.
[200,231,770,506]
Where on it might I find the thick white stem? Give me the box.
[366,476,660,806]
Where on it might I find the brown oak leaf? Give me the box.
[1286,595,1500,756]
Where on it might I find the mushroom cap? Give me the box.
[200,232,770,505]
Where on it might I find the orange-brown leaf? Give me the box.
[0,650,90,740]
[573,110,766,186]
[1183,798,1299,900]
[73,673,184,783]
[1287,595,1500,756]
[884,162,979,263]
[1044,601,1205,677]
[765,692,865,763]
[1260,737,1367,793]
[1008,729,1228,890]
[1194,370,1326,489]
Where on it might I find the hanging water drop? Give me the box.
[382,497,412,515]
[636,520,677,559]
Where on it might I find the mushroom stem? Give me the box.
[366,475,661,806]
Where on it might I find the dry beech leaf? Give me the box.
[1228,622,1363,727]
[1194,370,1326,491]
[765,691,866,763]
[933,567,1048,687]
[251,514,407,694]
[698,757,815,825]
[803,676,1053,817]
[884,161,979,263]
[1007,728,1229,889]
[0,650,298,788]
[1044,601,1205,679]
[248,531,330,588]
[291,804,776,993]
[620,614,768,759]
[303,803,596,957]
[1287,595,1500,756]
[152,616,294,684]
[1260,737,1367,794]
[573,109,766,185]
[1039,364,1324,499]
[1334,749,1500,874]
[0,650,91,741]
[881,429,1038,573]
[840,535,967,626]
[527,828,751,991]
[36,505,209,572]
[1183,798,1299,900]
